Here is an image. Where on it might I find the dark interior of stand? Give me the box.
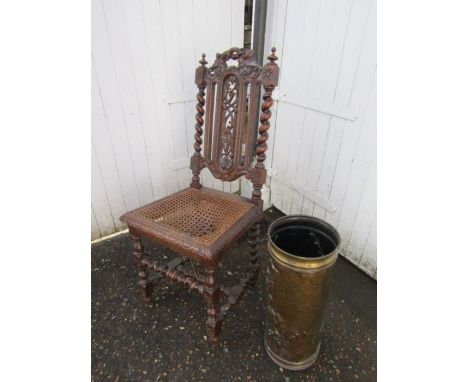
[270,221,337,259]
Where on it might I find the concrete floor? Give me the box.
[92,213,376,382]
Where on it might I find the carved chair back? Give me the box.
[190,47,279,205]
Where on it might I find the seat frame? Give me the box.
[121,47,279,344]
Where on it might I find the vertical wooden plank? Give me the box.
[346,158,376,265]
[160,0,191,190]
[326,0,376,228]
[270,177,286,212]
[193,0,211,61]
[221,0,233,49]
[285,105,306,215]
[140,0,179,195]
[325,71,375,230]
[91,204,102,240]
[122,0,166,199]
[289,0,322,215]
[222,181,231,193]
[231,0,244,46]
[230,178,240,194]
[184,101,196,182]
[336,77,376,255]
[92,0,140,211]
[177,0,198,158]
[91,64,127,227]
[299,1,327,215]
[300,111,320,216]
[269,103,295,212]
[91,143,118,237]
[101,0,155,206]
[272,0,346,215]
[358,215,377,277]
[332,0,374,104]
[269,0,309,213]
[348,0,377,117]
[279,0,314,214]
[304,0,353,219]
[299,0,349,219]
[176,0,199,190]
[209,0,228,53]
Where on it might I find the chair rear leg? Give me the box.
[203,266,221,344]
[247,221,260,286]
[131,235,153,304]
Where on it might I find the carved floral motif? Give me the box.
[206,54,227,80]
[219,74,238,170]
[206,48,262,81]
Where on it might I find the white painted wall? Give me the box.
[254,0,377,278]
[91,0,245,240]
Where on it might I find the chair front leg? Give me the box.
[203,266,221,344]
[247,221,260,286]
[131,235,153,304]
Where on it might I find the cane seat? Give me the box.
[121,187,261,264]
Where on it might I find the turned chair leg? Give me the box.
[131,235,153,304]
[247,221,260,286]
[203,267,221,344]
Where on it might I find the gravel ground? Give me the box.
[92,215,376,382]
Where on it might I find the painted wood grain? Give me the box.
[92,0,141,213]
[122,0,165,199]
[91,142,119,236]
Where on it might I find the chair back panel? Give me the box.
[191,47,279,203]
[203,50,263,181]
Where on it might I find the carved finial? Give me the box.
[268,47,278,63]
[199,53,207,66]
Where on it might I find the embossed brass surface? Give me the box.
[265,215,340,370]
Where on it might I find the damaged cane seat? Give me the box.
[121,187,261,263]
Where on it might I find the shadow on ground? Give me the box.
[92,214,376,382]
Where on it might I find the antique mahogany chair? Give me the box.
[120,47,279,344]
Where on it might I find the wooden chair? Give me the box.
[120,47,279,344]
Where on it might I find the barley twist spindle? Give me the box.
[247,222,260,285]
[251,47,278,202]
[191,53,208,189]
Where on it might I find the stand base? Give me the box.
[264,338,321,371]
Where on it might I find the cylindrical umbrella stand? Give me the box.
[265,215,341,370]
